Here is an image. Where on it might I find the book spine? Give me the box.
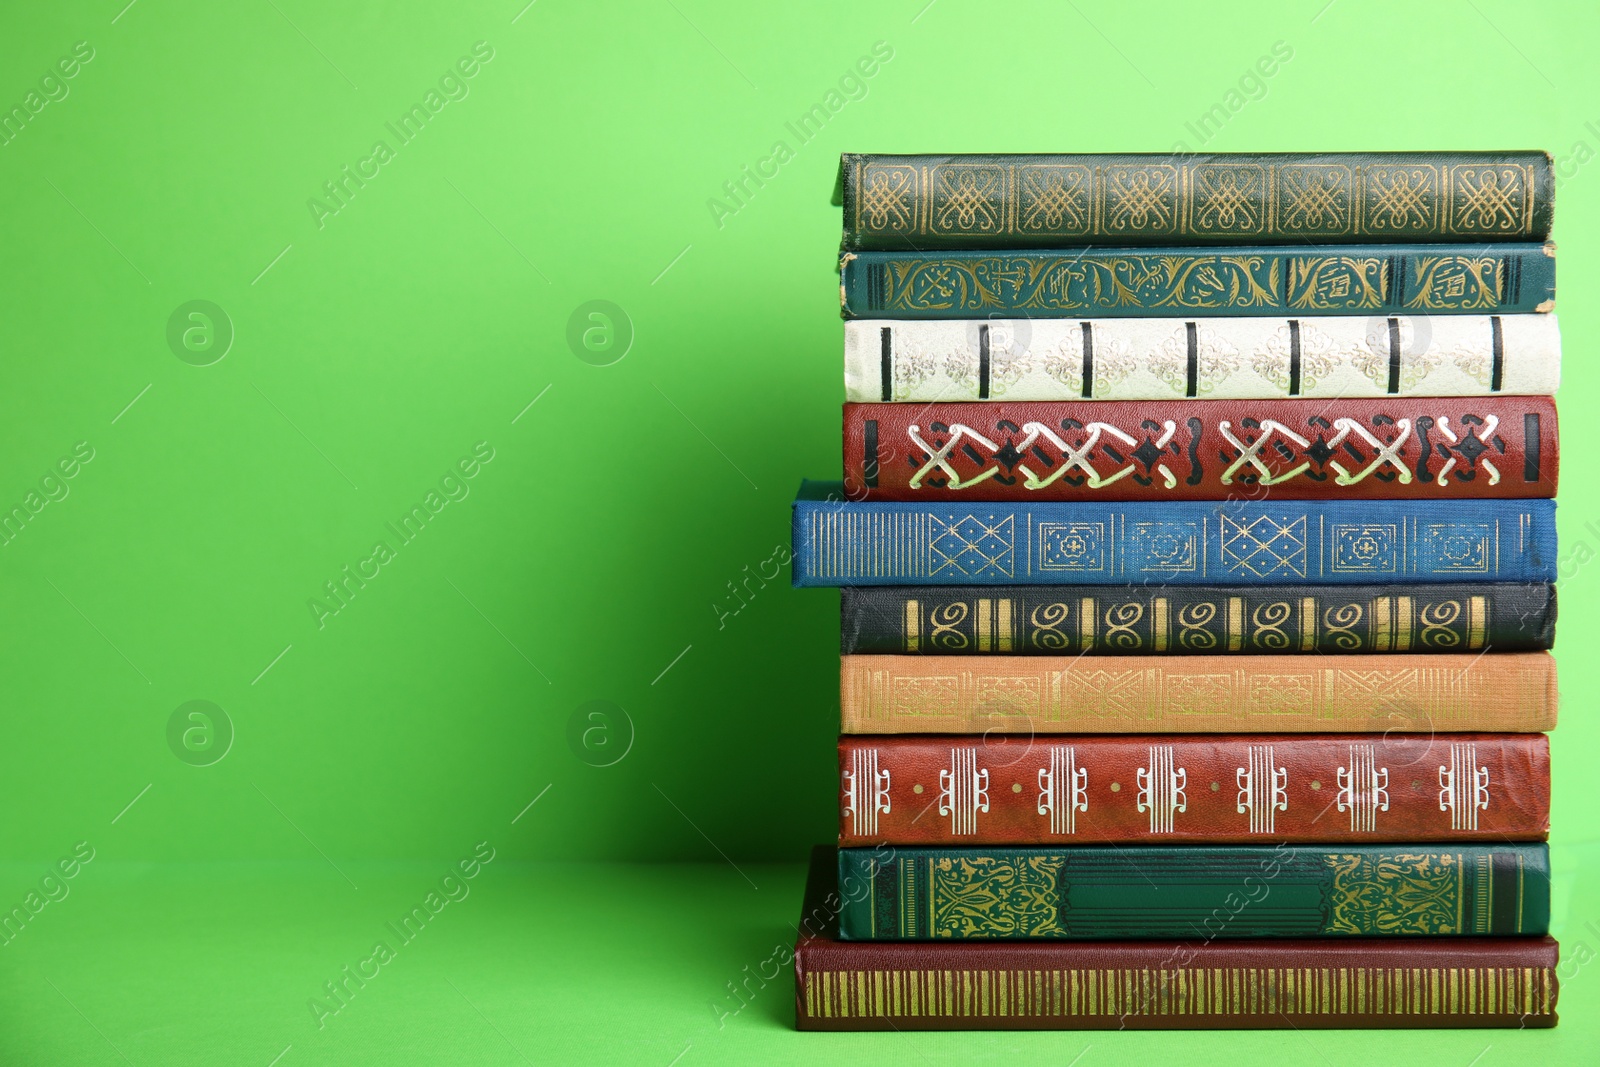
[836,844,1550,940]
[839,152,1555,249]
[838,244,1556,319]
[838,652,1557,734]
[795,940,1561,1030]
[790,487,1559,587]
[840,583,1557,655]
[837,734,1549,845]
[845,397,1557,502]
[845,315,1562,402]
[795,846,1560,1029]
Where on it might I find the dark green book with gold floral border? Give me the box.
[838,844,1548,940]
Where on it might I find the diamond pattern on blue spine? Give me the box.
[1220,515,1308,578]
[929,514,1016,578]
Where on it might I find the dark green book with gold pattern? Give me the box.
[838,844,1548,940]
[839,243,1555,319]
[836,152,1554,248]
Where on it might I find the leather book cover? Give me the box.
[839,244,1556,319]
[844,314,1562,402]
[837,152,1556,249]
[838,734,1549,846]
[839,651,1557,734]
[837,843,1550,940]
[843,397,1558,502]
[790,481,1559,587]
[795,848,1559,1029]
[839,582,1557,655]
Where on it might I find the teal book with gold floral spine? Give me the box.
[837,844,1549,940]
[838,243,1555,319]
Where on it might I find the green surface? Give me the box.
[2,854,1598,1064]
[1,0,1599,1061]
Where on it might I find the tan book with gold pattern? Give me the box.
[839,652,1555,733]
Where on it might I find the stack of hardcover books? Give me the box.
[790,151,1561,1030]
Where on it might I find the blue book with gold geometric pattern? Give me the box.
[791,481,1556,587]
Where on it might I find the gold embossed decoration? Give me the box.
[1405,256,1503,310]
[1417,600,1465,648]
[1249,601,1293,650]
[846,155,1548,244]
[1286,256,1388,310]
[1018,164,1093,236]
[1101,601,1145,650]
[973,674,1043,717]
[869,247,1535,316]
[801,961,1557,1021]
[1322,602,1365,650]
[1450,164,1530,234]
[1279,164,1355,234]
[931,165,1005,238]
[1247,672,1316,715]
[1175,601,1222,650]
[1103,166,1179,234]
[1028,602,1072,650]
[930,854,1065,937]
[1364,165,1440,232]
[857,164,917,234]
[1324,852,1463,935]
[1190,163,1266,234]
[890,675,961,718]
[927,601,971,651]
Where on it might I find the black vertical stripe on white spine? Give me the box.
[1184,322,1198,397]
[1386,317,1401,394]
[1080,322,1094,399]
[977,324,991,400]
[879,326,892,402]
[1490,316,1504,392]
[1287,320,1302,396]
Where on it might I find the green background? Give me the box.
[1,0,1597,1062]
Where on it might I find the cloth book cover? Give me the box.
[837,734,1549,846]
[791,482,1558,587]
[838,244,1556,319]
[845,314,1560,401]
[843,397,1556,502]
[839,582,1556,655]
[836,843,1550,940]
[838,652,1557,734]
[835,152,1555,249]
[794,849,1559,1030]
